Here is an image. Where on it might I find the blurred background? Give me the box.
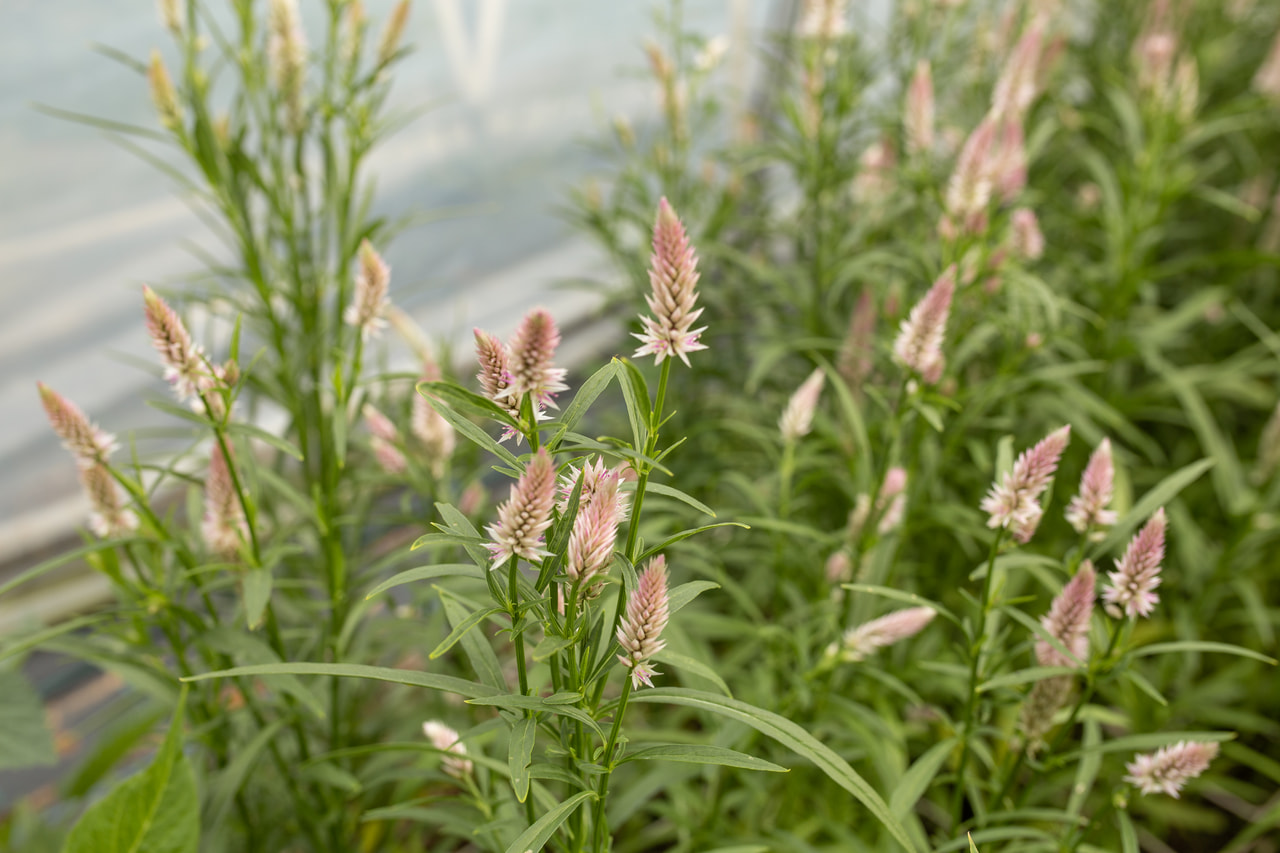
[0,0,773,614]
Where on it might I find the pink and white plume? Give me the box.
[1010,207,1045,261]
[893,265,956,384]
[830,607,936,663]
[617,555,671,688]
[485,448,556,566]
[203,444,248,559]
[143,286,212,405]
[1125,741,1218,798]
[1103,508,1166,619]
[1035,563,1096,668]
[981,425,1071,543]
[1065,438,1116,537]
[634,198,707,367]
[80,464,138,539]
[362,403,406,475]
[904,60,935,158]
[474,329,524,439]
[344,240,391,339]
[422,721,473,779]
[503,308,568,409]
[779,368,826,443]
[38,383,118,469]
[942,117,998,238]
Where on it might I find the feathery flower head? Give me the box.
[566,495,619,585]
[1020,674,1072,752]
[486,448,556,566]
[617,555,671,688]
[80,464,138,539]
[344,240,390,339]
[779,368,826,443]
[633,198,707,367]
[825,549,853,585]
[143,286,212,405]
[943,116,998,237]
[981,425,1071,539]
[557,456,629,520]
[878,467,908,533]
[363,404,406,475]
[473,329,524,438]
[148,51,182,131]
[504,308,569,408]
[1125,741,1218,798]
[851,139,896,205]
[991,22,1044,122]
[831,607,936,663]
[203,444,248,559]
[422,721,473,779]
[893,265,956,384]
[376,0,411,67]
[1065,438,1116,536]
[993,118,1028,204]
[1172,54,1199,123]
[157,0,182,34]
[837,290,877,390]
[268,0,308,133]
[1036,562,1095,668]
[1104,508,1166,619]
[1254,30,1280,102]
[38,383,118,468]
[905,60,935,158]
[796,0,849,40]
[1010,207,1045,261]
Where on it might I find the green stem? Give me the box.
[592,675,635,852]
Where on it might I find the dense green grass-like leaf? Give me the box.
[621,744,788,772]
[503,790,597,853]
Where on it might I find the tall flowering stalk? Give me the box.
[343,240,390,339]
[143,285,211,406]
[615,556,671,689]
[633,198,707,367]
[485,448,556,567]
[893,265,956,384]
[38,383,118,469]
[268,0,307,134]
[904,60,935,158]
[942,116,997,238]
[1103,508,1167,618]
[148,51,182,132]
[503,308,568,409]
[1125,741,1218,798]
[1065,438,1116,537]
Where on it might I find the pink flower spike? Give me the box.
[994,119,1028,203]
[363,404,406,475]
[991,22,1044,122]
[343,240,391,339]
[80,463,138,539]
[38,383,118,468]
[1125,741,1218,798]
[779,368,826,443]
[893,265,956,384]
[944,116,998,236]
[485,448,556,566]
[203,444,248,559]
[616,555,671,688]
[834,607,936,663]
[143,285,210,404]
[1010,207,1045,261]
[474,328,525,438]
[981,425,1071,538]
[1104,508,1167,619]
[557,456,629,520]
[633,198,707,367]
[422,721,473,779]
[837,290,877,390]
[1065,438,1116,536]
[877,467,908,534]
[566,496,619,585]
[504,308,568,408]
[905,60,935,158]
[1035,562,1096,668]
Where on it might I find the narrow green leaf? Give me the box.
[0,538,141,599]
[1130,641,1276,665]
[181,663,501,699]
[205,720,284,826]
[668,581,721,616]
[62,690,199,853]
[240,566,272,631]
[889,738,956,818]
[429,604,503,661]
[503,790,596,853]
[509,718,537,803]
[651,650,732,696]
[550,361,618,447]
[226,421,303,460]
[640,482,716,517]
[1089,459,1213,559]
[978,667,1078,693]
[437,588,508,690]
[420,380,519,428]
[425,393,520,467]
[1120,670,1168,707]
[363,563,480,600]
[617,359,651,450]
[640,522,750,560]
[1053,730,1235,765]
[1117,810,1139,853]
[630,688,918,851]
[621,743,787,772]
[1067,720,1101,819]
[0,670,57,771]
[531,633,575,662]
[435,502,497,569]
[466,695,605,740]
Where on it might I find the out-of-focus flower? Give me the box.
[148,51,182,131]
[503,308,568,409]
[796,0,849,40]
[422,721,473,779]
[486,448,556,566]
[1254,30,1280,101]
[1125,741,1218,798]
[143,286,214,407]
[779,369,826,442]
[828,607,936,663]
[942,117,998,238]
[991,22,1044,122]
[617,556,671,688]
[825,549,853,585]
[268,0,308,133]
[343,240,391,339]
[993,119,1028,204]
[80,464,138,538]
[893,265,956,384]
[363,404,406,475]
[1065,438,1116,536]
[634,198,707,366]
[38,383,118,469]
[157,0,182,35]
[694,35,730,72]
[203,444,248,559]
[412,361,454,479]
[1010,207,1045,261]
[474,329,524,439]
[981,425,1071,542]
[837,290,877,390]
[1103,508,1166,618]
[1036,562,1096,668]
[878,467,908,533]
[557,456,628,519]
[376,0,410,67]
[852,138,897,206]
[905,60,935,158]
